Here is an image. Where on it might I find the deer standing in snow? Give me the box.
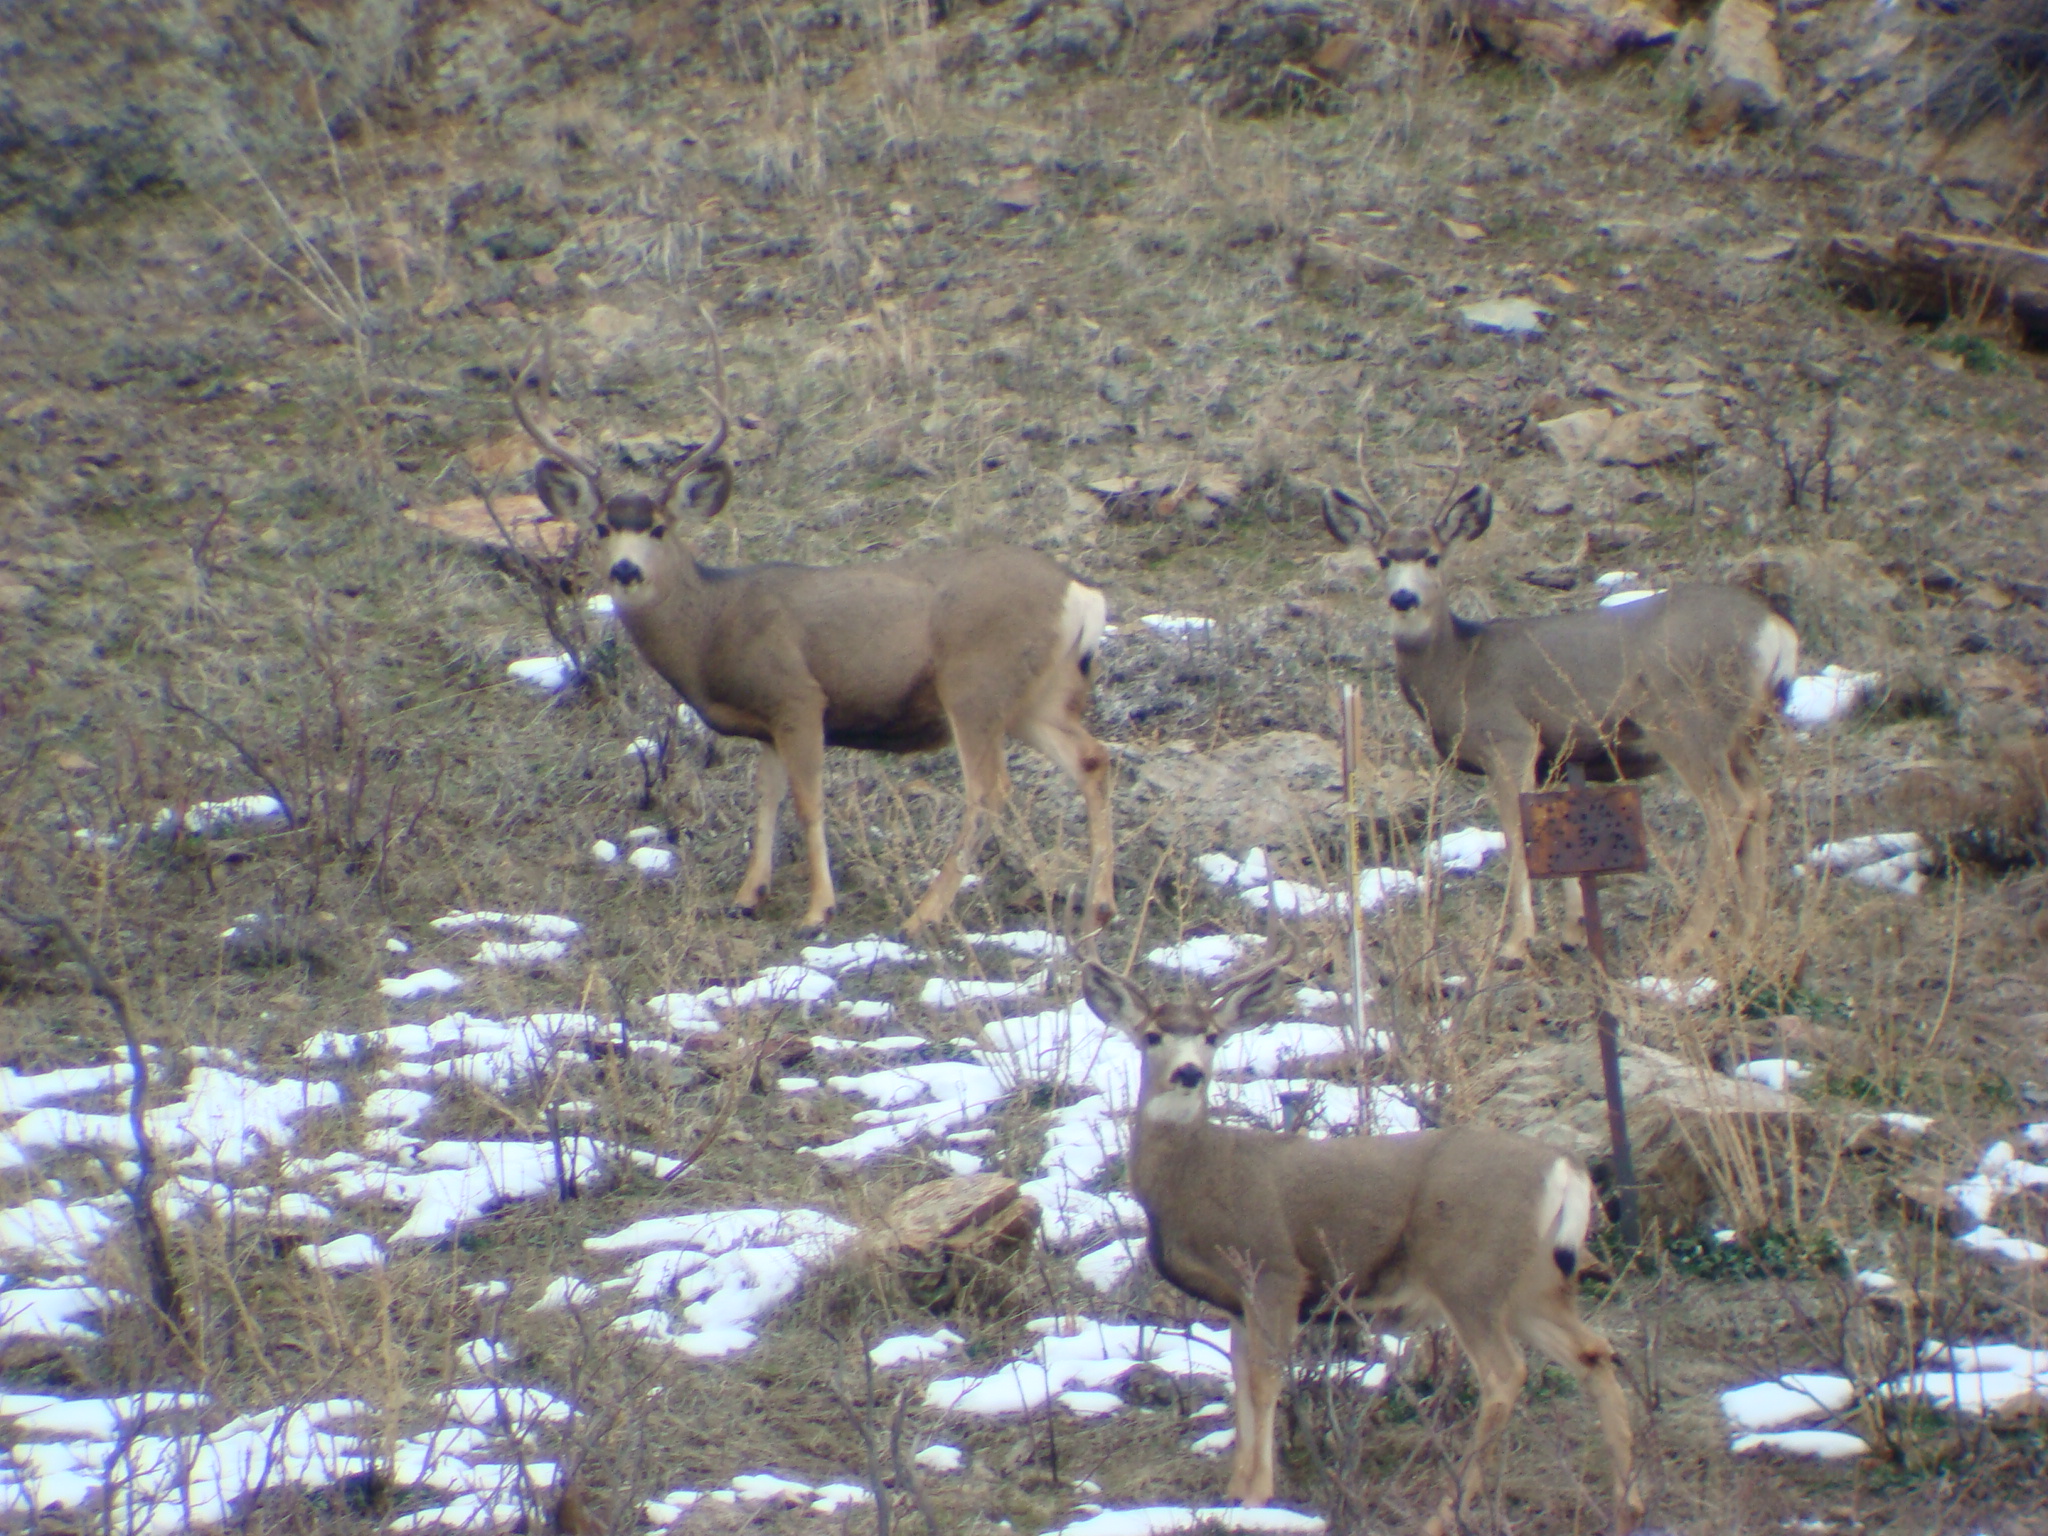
[1323,482,1798,968]
[515,326,1116,936]
[1080,956,1641,1536]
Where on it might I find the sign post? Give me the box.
[1518,765,1644,1247]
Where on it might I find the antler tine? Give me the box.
[1349,435,1394,522]
[510,331,604,487]
[658,305,732,499]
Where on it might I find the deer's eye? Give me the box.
[594,524,611,539]
[1377,554,1390,569]
[1424,554,1439,568]
[1144,1032,1162,1047]
[649,525,667,540]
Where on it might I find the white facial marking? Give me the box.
[1140,1034,1214,1124]
[1382,559,1438,641]
[601,529,666,610]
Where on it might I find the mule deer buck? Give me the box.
[1323,481,1798,968]
[1080,956,1641,1536]
[514,327,1116,936]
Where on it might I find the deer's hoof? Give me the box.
[728,903,763,921]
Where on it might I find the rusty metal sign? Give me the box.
[1518,783,1649,879]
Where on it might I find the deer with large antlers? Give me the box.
[1324,480,1798,969]
[514,324,1116,936]
[1080,954,1641,1536]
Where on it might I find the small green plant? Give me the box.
[1663,1225,1845,1282]
[1929,330,2012,374]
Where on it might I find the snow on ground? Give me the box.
[1720,1340,2048,1458]
[544,1207,859,1358]
[1783,665,1882,730]
[1,1386,569,1533]
[642,1469,877,1527]
[1047,1506,1327,1536]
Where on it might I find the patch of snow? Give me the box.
[1598,588,1663,607]
[628,846,677,878]
[1730,1429,1870,1459]
[473,939,569,966]
[379,968,465,1001]
[1720,1374,1856,1431]
[1424,827,1506,875]
[433,912,581,940]
[1190,1428,1236,1456]
[1137,614,1215,637]
[592,839,620,863]
[801,938,924,972]
[507,653,577,692]
[153,796,290,837]
[1144,933,1265,977]
[700,967,837,1009]
[1732,1058,1810,1091]
[913,1444,963,1474]
[871,1330,965,1369]
[0,1061,134,1113]
[921,973,1048,1007]
[626,825,664,845]
[1783,665,1881,729]
[965,930,1070,958]
[1047,1507,1326,1536]
[1634,975,1721,1009]
[297,1234,386,1272]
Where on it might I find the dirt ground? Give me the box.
[3,2,2048,1533]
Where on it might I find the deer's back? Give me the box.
[638,546,1086,746]
[1415,586,1788,769]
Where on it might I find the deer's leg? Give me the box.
[1664,745,1746,967]
[1731,740,1773,936]
[1226,1276,1300,1507]
[1425,1324,1526,1536]
[775,723,836,934]
[1484,738,1542,969]
[732,745,790,916]
[1019,706,1117,933]
[905,723,1009,937]
[1522,1308,1642,1534]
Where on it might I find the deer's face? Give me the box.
[1374,524,1448,643]
[1080,958,1291,1127]
[533,458,729,615]
[586,492,679,611]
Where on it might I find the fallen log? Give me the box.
[1823,227,2048,349]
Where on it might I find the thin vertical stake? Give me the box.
[1567,763,1641,1247]
[1338,687,1376,1104]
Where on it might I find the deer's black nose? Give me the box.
[1388,589,1419,612]
[1171,1063,1205,1090]
[610,559,643,587]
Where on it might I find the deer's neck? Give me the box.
[615,558,732,706]
[1128,1101,1212,1202]
[1391,608,1486,743]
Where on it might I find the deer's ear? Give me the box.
[681,462,734,522]
[1435,484,1493,545]
[535,458,599,524]
[1210,962,1290,1036]
[1323,486,1385,549]
[1081,962,1152,1039]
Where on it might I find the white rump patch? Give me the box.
[1751,613,1800,695]
[1061,581,1109,664]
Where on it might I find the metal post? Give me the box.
[1566,763,1641,1247]
[1337,687,1380,1109]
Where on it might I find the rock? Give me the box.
[1168,0,1368,115]
[1530,486,1576,517]
[1469,1040,1813,1228]
[865,1174,1040,1308]
[1887,1176,1978,1236]
[1460,298,1547,336]
[1587,522,1653,552]
[579,304,651,345]
[1536,407,1616,467]
[1460,0,1680,71]
[402,495,578,561]
[1293,236,1410,298]
[1731,234,1800,263]
[1597,406,1720,467]
[1129,731,1433,851]
[1440,217,1487,243]
[1694,0,1787,131]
